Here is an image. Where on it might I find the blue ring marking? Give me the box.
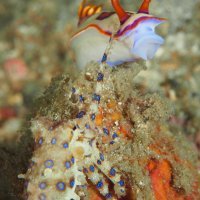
[91,113,96,121]
[89,165,95,172]
[51,138,56,145]
[85,124,90,129]
[63,142,69,148]
[44,160,54,168]
[112,132,118,139]
[96,181,103,189]
[109,168,116,176]
[97,72,104,81]
[110,141,115,145]
[118,180,125,187]
[56,182,66,191]
[39,182,46,190]
[76,111,85,119]
[39,193,46,200]
[97,160,101,165]
[65,161,71,169]
[71,157,75,164]
[79,95,84,102]
[105,193,112,199]
[38,137,43,145]
[101,53,107,63]
[93,93,101,102]
[120,189,125,193]
[72,87,76,93]
[100,153,104,161]
[103,128,109,135]
[70,179,75,188]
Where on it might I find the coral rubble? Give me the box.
[24,62,199,200]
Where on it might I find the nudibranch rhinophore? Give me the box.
[71,0,166,69]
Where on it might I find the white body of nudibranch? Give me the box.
[71,12,165,69]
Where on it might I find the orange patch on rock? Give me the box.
[95,113,103,126]
[147,159,198,200]
[119,123,132,138]
[111,111,122,121]
[107,99,117,109]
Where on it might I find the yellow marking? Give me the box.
[88,7,95,16]
[78,0,102,25]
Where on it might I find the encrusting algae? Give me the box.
[23,61,199,200]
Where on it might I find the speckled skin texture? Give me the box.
[24,62,199,200]
[25,63,138,200]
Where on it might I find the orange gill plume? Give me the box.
[138,0,151,14]
[111,0,130,24]
[78,0,102,25]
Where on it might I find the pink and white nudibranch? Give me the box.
[71,0,166,69]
